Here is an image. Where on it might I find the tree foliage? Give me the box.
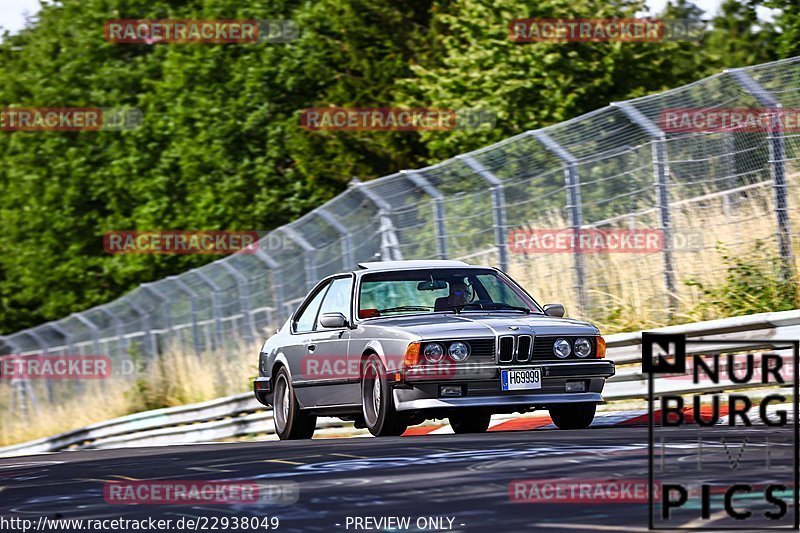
[0,0,797,333]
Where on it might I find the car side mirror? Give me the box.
[319,312,348,328]
[543,303,565,317]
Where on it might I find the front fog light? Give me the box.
[439,384,464,397]
[554,338,571,358]
[566,381,586,392]
[424,343,444,363]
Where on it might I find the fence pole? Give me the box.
[191,269,224,350]
[459,155,509,272]
[351,177,404,261]
[281,226,318,291]
[98,305,128,357]
[23,330,53,403]
[168,276,202,354]
[49,322,75,355]
[728,68,795,281]
[402,170,449,260]
[72,312,101,355]
[125,300,156,358]
[614,102,678,318]
[220,261,257,343]
[529,131,589,315]
[140,283,172,352]
[316,208,355,270]
[253,248,284,329]
[0,335,20,355]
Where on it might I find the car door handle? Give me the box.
[307,344,316,352]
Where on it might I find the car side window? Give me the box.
[294,282,330,333]
[316,277,353,329]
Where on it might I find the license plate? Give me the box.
[501,367,542,391]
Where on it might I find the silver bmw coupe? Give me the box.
[253,260,615,439]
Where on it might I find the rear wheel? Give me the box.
[449,410,491,434]
[273,368,316,440]
[362,355,408,437]
[549,403,596,430]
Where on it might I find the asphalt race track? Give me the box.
[0,425,794,532]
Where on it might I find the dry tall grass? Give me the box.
[504,177,800,332]
[0,341,260,447]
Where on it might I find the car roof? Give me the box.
[356,260,472,271]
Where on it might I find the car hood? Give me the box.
[362,313,599,339]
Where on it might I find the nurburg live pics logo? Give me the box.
[643,332,800,530]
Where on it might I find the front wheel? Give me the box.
[273,367,317,440]
[549,402,596,430]
[449,410,491,434]
[361,355,408,437]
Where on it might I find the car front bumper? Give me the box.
[394,359,614,412]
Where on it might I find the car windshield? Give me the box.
[358,268,540,318]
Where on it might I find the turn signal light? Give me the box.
[596,336,606,359]
[404,342,421,367]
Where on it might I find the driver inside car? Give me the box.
[434,281,471,311]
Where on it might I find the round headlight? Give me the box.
[553,338,571,358]
[574,338,592,358]
[448,341,470,362]
[423,343,444,363]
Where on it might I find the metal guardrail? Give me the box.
[1,309,798,458]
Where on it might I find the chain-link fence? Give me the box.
[2,56,800,390]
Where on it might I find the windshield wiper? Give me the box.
[453,302,530,314]
[378,306,433,313]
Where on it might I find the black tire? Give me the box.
[273,367,316,440]
[549,403,596,430]
[449,410,491,434]
[361,355,408,437]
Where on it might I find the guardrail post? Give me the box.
[168,276,202,354]
[281,226,318,292]
[402,170,449,260]
[141,283,173,351]
[191,269,224,351]
[614,102,679,318]
[727,68,795,281]
[98,305,128,357]
[253,248,284,330]
[219,261,257,343]
[351,178,404,261]
[529,131,589,315]
[458,155,509,272]
[316,208,355,270]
